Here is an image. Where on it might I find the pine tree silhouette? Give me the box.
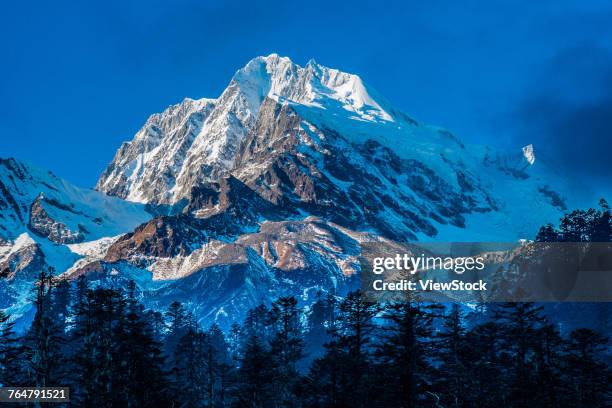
[0,310,20,386]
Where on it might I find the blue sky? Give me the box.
[1,0,611,197]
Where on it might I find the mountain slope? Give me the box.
[1,158,151,243]
[0,158,152,317]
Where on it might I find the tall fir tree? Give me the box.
[531,323,565,408]
[563,328,611,408]
[172,328,211,407]
[307,290,377,408]
[0,310,20,386]
[114,280,170,407]
[374,302,440,408]
[493,302,546,407]
[435,304,469,408]
[267,296,304,407]
[233,334,274,408]
[24,267,65,389]
[72,287,124,407]
[164,300,189,361]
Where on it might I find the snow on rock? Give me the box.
[0,232,37,268]
[142,219,360,281]
[67,235,123,257]
[0,158,151,242]
[96,97,216,203]
[522,144,536,165]
[62,236,123,278]
[28,194,84,244]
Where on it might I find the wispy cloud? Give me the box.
[511,42,612,195]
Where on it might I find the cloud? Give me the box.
[512,42,612,192]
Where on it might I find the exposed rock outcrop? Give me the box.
[28,195,84,244]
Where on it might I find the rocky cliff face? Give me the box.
[0,234,44,282]
[227,97,494,241]
[69,218,362,328]
[96,98,217,203]
[28,195,85,244]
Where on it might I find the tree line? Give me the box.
[0,276,609,407]
[536,198,611,242]
[0,203,610,407]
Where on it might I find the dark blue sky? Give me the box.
[1,0,611,196]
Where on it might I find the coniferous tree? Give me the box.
[49,279,71,326]
[590,198,612,242]
[560,209,592,242]
[147,309,166,340]
[303,294,344,408]
[531,323,565,408]
[115,280,170,407]
[435,304,469,408]
[48,278,72,382]
[303,294,335,368]
[0,310,20,386]
[463,321,505,407]
[172,328,210,407]
[24,267,65,388]
[305,337,347,408]
[337,290,377,407]
[563,328,611,408]
[241,304,270,346]
[72,287,124,406]
[267,296,304,407]
[207,323,231,407]
[536,224,559,242]
[493,302,546,407]
[233,334,274,408]
[374,302,439,408]
[164,300,190,364]
[307,290,377,408]
[336,291,377,365]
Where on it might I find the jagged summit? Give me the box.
[232,53,395,123]
[94,54,420,206]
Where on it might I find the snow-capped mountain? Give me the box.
[97,54,583,242]
[1,54,593,328]
[97,54,401,205]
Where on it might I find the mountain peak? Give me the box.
[231,53,394,124]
